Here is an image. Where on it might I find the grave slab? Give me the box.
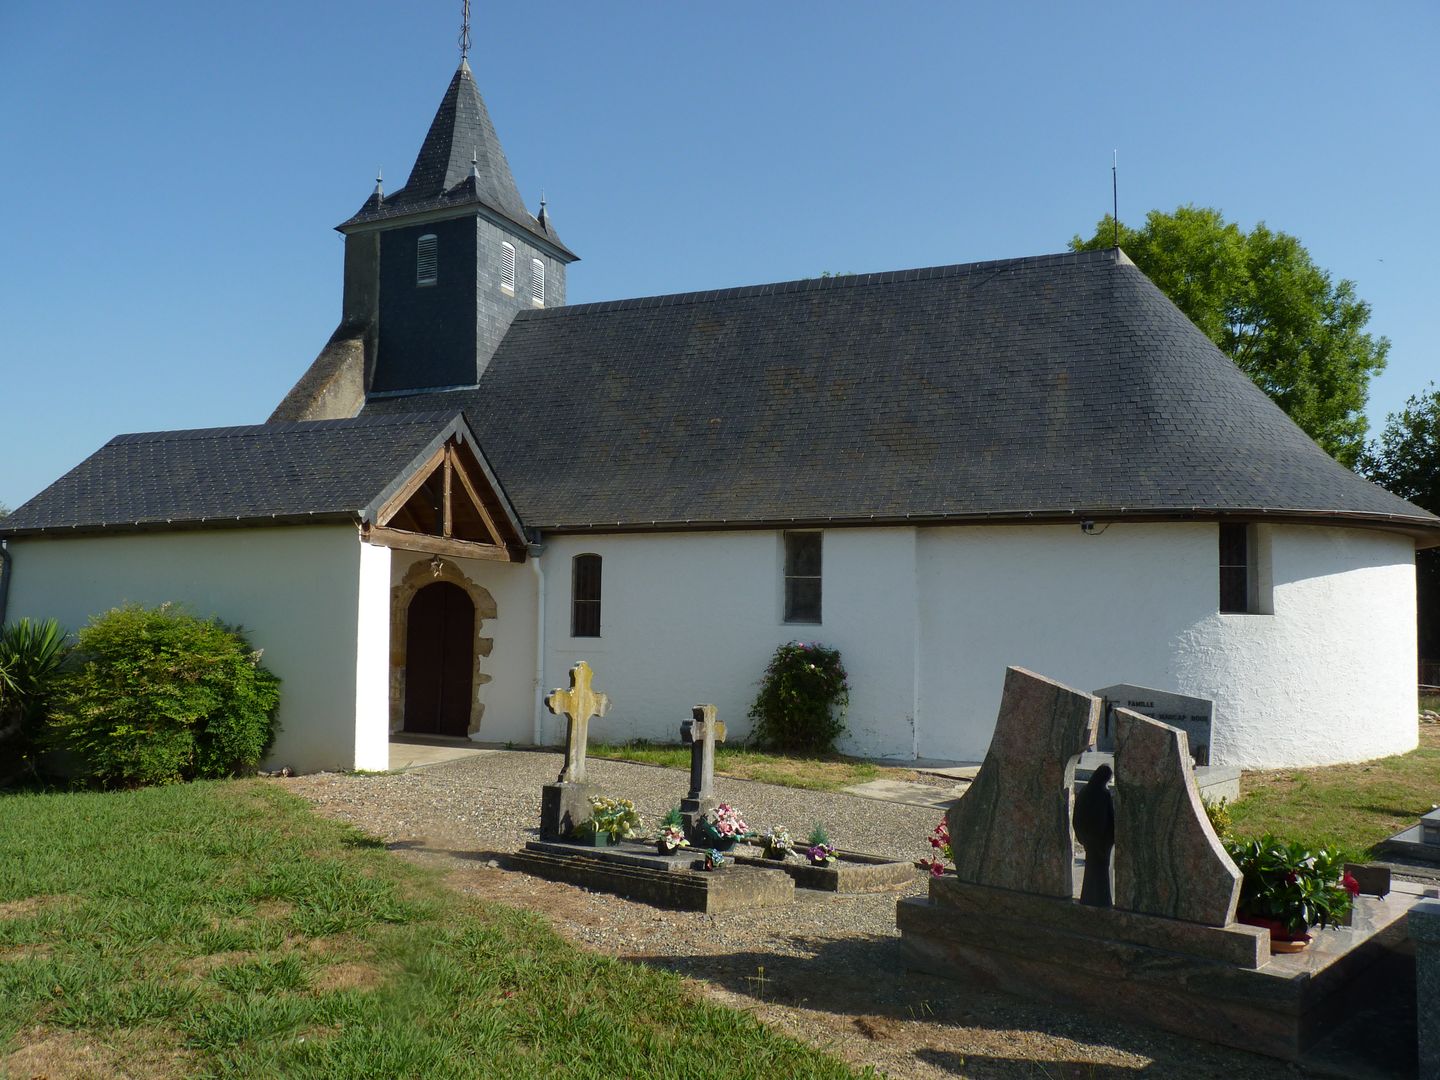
[730,848,918,892]
[1076,752,1240,804]
[898,875,1428,1063]
[507,841,794,913]
[1410,899,1440,1080]
[1382,824,1440,865]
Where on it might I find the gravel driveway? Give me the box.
[279,750,1347,1080]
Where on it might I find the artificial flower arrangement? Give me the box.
[702,848,727,871]
[655,808,690,854]
[693,803,752,849]
[921,817,953,877]
[581,795,642,844]
[1224,834,1359,950]
[806,824,838,866]
[762,825,794,860]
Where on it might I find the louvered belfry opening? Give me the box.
[416,234,438,286]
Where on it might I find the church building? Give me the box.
[2,57,1436,772]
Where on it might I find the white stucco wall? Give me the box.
[3,525,390,773]
[536,522,1418,769]
[389,549,538,746]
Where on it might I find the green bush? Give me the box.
[47,603,281,787]
[0,617,69,780]
[747,640,849,754]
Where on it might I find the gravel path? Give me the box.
[279,750,1341,1080]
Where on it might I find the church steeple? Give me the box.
[340,60,574,259]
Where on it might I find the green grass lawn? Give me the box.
[1229,725,1440,856]
[0,782,869,1079]
[588,742,902,793]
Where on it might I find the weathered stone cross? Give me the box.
[546,660,609,784]
[679,704,725,832]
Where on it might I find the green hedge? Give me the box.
[47,603,281,787]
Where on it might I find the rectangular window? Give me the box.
[571,554,601,637]
[531,258,545,307]
[500,242,515,292]
[1218,523,1253,613]
[416,233,438,286]
[783,531,822,624]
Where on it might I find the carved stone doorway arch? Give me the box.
[391,557,496,736]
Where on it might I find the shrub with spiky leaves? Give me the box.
[47,603,280,787]
[0,617,69,779]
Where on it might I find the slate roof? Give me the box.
[359,248,1439,537]
[340,60,574,259]
[0,413,520,538]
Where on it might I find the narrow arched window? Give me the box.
[416,234,438,286]
[571,554,601,637]
[531,258,545,307]
[500,241,515,292]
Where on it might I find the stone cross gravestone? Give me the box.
[1094,683,1214,766]
[679,705,725,834]
[539,661,610,839]
[546,660,609,784]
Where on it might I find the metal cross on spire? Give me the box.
[459,0,472,62]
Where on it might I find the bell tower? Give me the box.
[270,19,577,422]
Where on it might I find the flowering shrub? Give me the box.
[1225,835,1359,936]
[748,641,849,753]
[921,817,953,877]
[584,796,642,841]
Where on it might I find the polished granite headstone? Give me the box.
[946,667,1100,898]
[1411,899,1440,1079]
[1095,682,1214,766]
[1112,709,1240,927]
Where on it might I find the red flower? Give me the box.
[1342,871,1361,897]
[1284,871,1298,885]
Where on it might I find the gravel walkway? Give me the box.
[279,750,1346,1080]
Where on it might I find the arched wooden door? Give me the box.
[403,582,475,736]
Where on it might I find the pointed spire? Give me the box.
[470,148,481,182]
[536,189,551,233]
[374,167,384,200]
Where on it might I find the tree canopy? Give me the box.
[1361,385,1440,665]
[1360,384,1440,515]
[1071,206,1388,467]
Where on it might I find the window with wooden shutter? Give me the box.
[416,234,438,286]
[500,242,515,292]
[531,258,545,307]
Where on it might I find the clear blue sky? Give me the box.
[2,1,1436,510]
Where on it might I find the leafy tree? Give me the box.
[1072,206,1388,466]
[1360,385,1440,664]
[0,503,10,518]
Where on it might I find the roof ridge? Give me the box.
[515,249,1120,320]
[106,411,462,446]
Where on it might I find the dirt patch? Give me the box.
[0,895,71,921]
[312,961,385,993]
[0,943,53,962]
[0,1027,191,1080]
[176,950,260,977]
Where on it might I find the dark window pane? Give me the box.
[572,600,601,637]
[1218,525,1249,613]
[785,532,822,576]
[572,555,601,636]
[785,578,822,623]
[1218,523,1247,569]
[1219,568,1248,613]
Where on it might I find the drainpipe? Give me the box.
[0,540,11,627]
[529,538,546,746]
